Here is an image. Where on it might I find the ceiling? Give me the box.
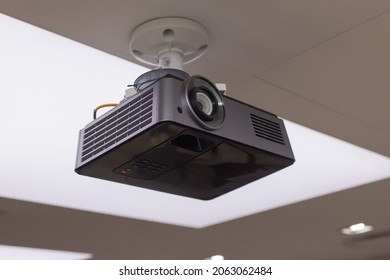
[1,0,390,259]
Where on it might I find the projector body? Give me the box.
[75,71,295,200]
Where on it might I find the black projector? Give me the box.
[75,69,295,200]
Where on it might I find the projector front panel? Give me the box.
[152,76,295,162]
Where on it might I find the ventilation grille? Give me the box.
[250,114,285,145]
[81,90,154,162]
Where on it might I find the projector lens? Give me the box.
[191,89,217,121]
[185,75,225,130]
[196,92,214,115]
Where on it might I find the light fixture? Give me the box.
[205,254,225,260]
[210,255,225,260]
[0,245,92,260]
[1,14,390,228]
[341,223,374,235]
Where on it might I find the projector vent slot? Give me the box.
[81,90,154,162]
[250,114,285,145]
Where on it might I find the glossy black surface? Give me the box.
[77,122,294,200]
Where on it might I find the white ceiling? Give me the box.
[1,13,389,229]
[0,0,390,259]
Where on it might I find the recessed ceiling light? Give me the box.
[0,245,92,260]
[205,254,224,260]
[0,14,390,228]
[341,223,374,235]
[210,255,225,260]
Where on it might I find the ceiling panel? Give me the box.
[2,0,390,74]
[1,178,390,259]
[258,10,390,144]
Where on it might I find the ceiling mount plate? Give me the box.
[129,17,209,69]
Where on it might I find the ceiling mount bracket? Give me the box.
[129,17,209,70]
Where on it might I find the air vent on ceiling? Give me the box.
[250,113,285,145]
[81,90,154,162]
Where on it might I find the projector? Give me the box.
[75,69,295,200]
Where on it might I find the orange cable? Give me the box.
[93,103,118,119]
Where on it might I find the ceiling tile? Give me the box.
[258,11,390,140]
